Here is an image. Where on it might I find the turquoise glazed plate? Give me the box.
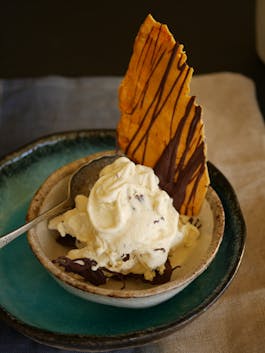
[0,130,246,352]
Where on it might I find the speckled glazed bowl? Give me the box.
[27,151,225,309]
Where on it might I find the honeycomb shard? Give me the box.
[117,14,209,216]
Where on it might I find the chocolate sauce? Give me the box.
[150,259,173,285]
[53,256,178,287]
[53,257,107,286]
[56,234,76,248]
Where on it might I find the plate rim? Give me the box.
[0,129,246,352]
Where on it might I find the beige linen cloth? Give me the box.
[147,72,265,353]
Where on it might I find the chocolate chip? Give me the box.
[122,254,130,262]
[135,194,144,202]
[153,248,166,252]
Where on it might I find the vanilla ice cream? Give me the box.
[49,157,199,281]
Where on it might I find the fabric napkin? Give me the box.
[0,72,264,353]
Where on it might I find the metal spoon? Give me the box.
[0,154,120,249]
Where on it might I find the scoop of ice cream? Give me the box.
[49,157,199,280]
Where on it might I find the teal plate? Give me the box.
[0,130,246,352]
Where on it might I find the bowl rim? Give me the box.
[27,151,225,299]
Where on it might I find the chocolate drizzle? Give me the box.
[154,99,206,214]
[118,14,209,215]
[53,257,107,286]
[53,256,178,287]
[125,42,184,162]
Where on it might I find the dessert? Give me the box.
[118,14,209,216]
[49,157,199,285]
[49,14,209,286]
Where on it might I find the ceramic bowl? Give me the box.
[27,151,225,309]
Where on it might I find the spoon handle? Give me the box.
[0,200,70,249]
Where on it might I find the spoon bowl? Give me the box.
[69,153,121,198]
